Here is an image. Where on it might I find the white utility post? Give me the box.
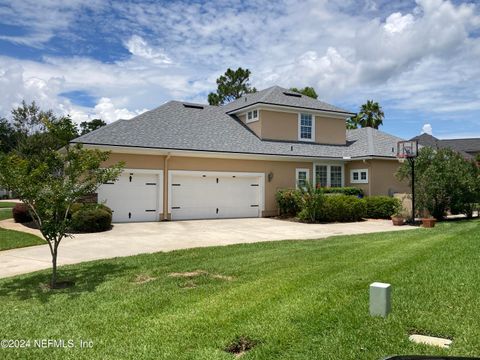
[369,282,391,317]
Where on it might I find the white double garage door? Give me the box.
[97,170,264,222]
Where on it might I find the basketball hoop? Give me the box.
[397,140,418,224]
[397,140,418,159]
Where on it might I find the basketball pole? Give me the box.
[408,157,415,224]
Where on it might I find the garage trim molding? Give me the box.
[167,170,266,217]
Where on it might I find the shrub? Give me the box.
[318,195,367,222]
[321,187,364,197]
[276,189,301,216]
[297,183,324,223]
[12,203,33,223]
[70,204,112,233]
[365,196,401,219]
[69,202,111,216]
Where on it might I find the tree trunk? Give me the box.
[51,247,58,288]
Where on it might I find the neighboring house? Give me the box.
[411,133,480,160]
[72,86,409,222]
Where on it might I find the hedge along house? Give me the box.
[71,86,409,222]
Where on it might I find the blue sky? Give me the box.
[0,0,479,139]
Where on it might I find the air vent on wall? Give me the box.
[283,92,302,98]
[183,104,204,109]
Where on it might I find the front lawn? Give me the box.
[0,228,45,251]
[0,201,17,208]
[0,208,12,221]
[0,220,479,359]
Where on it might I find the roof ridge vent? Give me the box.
[283,91,302,98]
[183,104,204,110]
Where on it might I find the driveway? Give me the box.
[0,218,415,279]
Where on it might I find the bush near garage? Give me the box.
[276,186,367,223]
[12,203,33,223]
[321,187,364,197]
[365,196,401,219]
[70,203,112,233]
[276,189,302,216]
[296,183,325,223]
[318,195,367,222]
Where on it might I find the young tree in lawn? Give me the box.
[208,67,256,105]
[289,87,318,99]
[0,145,123,288]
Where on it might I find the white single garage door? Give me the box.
[97,170,163,223]
[169,171,264,220]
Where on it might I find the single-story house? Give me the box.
[411,133,480,160]
[72,86,409,222]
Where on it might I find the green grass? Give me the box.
[0,228,45,251]
[0,202,17,208]
[0,208,12,221]
[0,220,479,359]
[0,207,44,250]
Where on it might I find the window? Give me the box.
[314,164,344,188]
[350,169,369,184]
[298,113,314,141]
[330,166,342,187]
[246,109,259,123]
[296,168,310,189]
[315,165,328,187]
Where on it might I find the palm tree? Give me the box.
[357,100,384,129]
[346,114,361,129]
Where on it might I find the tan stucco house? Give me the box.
[72,86,409,222]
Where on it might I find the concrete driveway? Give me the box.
[0,218,415,279]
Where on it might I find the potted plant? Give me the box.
[391,210,405,226]
[421,217,436,228]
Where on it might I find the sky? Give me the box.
[0,0,479,140]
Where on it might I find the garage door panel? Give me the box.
[170,172,262,220]
[97,171,162,223]
[171,176,217,207]
[216,178,260,207]
[171,206,218,220]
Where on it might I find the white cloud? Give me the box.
[0,0,479,136]
[0,1,106,47]
[422,123,433,135]
[384,12,415,34]
[92,97,146,122]
[125,35,172,65]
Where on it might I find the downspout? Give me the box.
[362,159,372,196]
[163,153,171,220]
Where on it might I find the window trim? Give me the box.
[246,109,259,123]
[298,113,315,142]
[295,168,310,189]
[350,169,369,184]
[313,163,344,188]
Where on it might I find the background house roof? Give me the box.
[223,86,354,115]
[411,133,477,159]
[441,138,480,154]
[72,100,401,160]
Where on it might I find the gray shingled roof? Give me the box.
[441,138,480,154]
[411,133,476,160]
[72,100,401,159]
[223,86,354,115]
